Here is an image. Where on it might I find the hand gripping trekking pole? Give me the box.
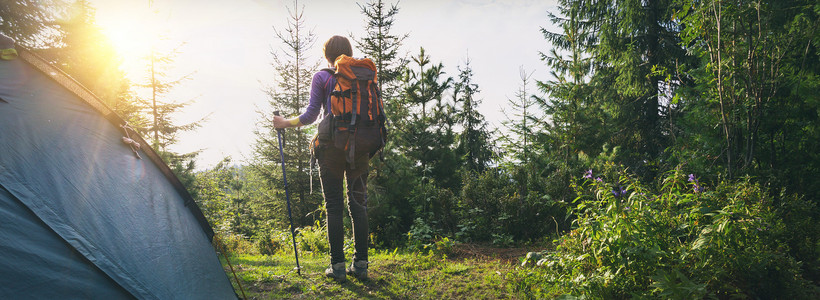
[274,111,301,275]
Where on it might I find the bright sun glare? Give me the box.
[94,3,164,80]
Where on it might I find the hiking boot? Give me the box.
[325,262,346,283]
[347,260,368,280]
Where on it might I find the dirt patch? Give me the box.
[448,243,533,264]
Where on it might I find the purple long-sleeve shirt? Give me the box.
[298,70,335,125]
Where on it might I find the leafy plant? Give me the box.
[517,164,819,298]
[297,220,329,254]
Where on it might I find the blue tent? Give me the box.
[0,35,237,299]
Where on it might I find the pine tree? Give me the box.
[138,45,201,151]
[353,0,408,100]
[588,0,686,175]
[404,47,451,120]
[136,1,205,192]
[253,0,322,228]
[537,0,599,161]
[454,56,494,173]
[500,67,540,200]
[0,0,62,48]
[501,66,538,167]
[54,0,145,127]
[401,47,453,179]
[675,0,820,196]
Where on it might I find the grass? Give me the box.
[220,245,536,299]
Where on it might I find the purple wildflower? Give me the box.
[595,177,603,182]
[583,169,593,179]
[611,186,627,198]
[688,174,697,182]
[689,174,704,192]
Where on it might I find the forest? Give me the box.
[2,0,819,298]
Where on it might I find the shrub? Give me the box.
[457,169,563,244]
[519,164,819,298]
[407,217,439,251]
[215,232,256,255]
[297,220,329,254]
[255,229,291,255]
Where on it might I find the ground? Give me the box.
[222,244,537,299]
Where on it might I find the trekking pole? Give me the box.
[274,111,301,276]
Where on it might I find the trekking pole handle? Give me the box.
[274,111,284,134]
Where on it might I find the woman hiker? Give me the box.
[273,35,381,283]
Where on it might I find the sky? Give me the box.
[88,0,559,168]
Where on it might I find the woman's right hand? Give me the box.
[273,115,288,129]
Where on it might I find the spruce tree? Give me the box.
[0,0,62,48]
[353,0,408,99]
[501,67,538,167]
[541,0,688,179]
[453,56,493,173]
[500,67,540,199]
[353,0,418,247]
[402,47,453,181]
[136,2,204,192]
[587,0,686,176]
[253,0,322,229]
[54,0,145,127]
[537,0,598,160]
[675,0,820,197]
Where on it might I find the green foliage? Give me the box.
[672,0,820,198]
[252,220,329,256]
[353,0,408,99]
[253,0,323,232]
[406,217,439,251]
[367,150,418,248]
[255,228,291,256]
[453,57,495,173]
[518,165,819,298]
[457,171,515,242]
[51,1,145,128]
[0,0,63,48]
[216,232,256,256]
[192,158,269,238]
[297,220,329,254]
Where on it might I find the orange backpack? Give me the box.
[313,55,387,166]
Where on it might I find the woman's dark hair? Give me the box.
[323,35,352,65]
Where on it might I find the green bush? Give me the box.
[407,217,439,251]
[255,229,291,255]
[297,220,329,254]
[457,169,564,244]
[216,232,256,255]
[519,164,819,298]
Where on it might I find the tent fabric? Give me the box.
[0,47,236,298]
[0,185,135,299]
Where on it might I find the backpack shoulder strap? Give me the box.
[320,68,336,114]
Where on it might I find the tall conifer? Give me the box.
[253,0,322,228]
